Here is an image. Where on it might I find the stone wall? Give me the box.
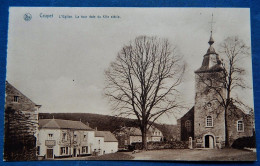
[194,72,226,148]
[227,106,254,146]
[179,107,194,141]
[4,82,40,161]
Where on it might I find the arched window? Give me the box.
[185,120,191,132]
[237,120,244,132]
[206,116,213,127]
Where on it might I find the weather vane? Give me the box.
[209,13,215,34]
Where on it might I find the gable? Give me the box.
[5,81,41,111]
[181,106,194,120]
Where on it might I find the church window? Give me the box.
[185,120,191,132]
[237,120,244,132]
[206,116,213,127]
[207,102,212,107]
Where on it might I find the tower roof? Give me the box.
[195,31,223,73]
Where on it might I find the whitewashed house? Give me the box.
[37,119,95,159]
[94,131,118,155]
[93,131,105,155]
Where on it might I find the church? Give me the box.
[176,31,254,149]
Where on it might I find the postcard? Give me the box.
[4,7,256,161]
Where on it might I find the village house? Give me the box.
[4,81,41,161]
[177,32,254,148]
[37,119,119,159]
[94,131,118,155]
[37,119,95,159]
[114,126,163,149]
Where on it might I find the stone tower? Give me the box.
[194,31,226,148]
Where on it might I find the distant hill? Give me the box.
[39,113,178,141]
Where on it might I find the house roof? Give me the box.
[117,127,155,137]
[39,119,94,130]
[95,131,104,137]
[129,127,142,136]
[95,131,118,142]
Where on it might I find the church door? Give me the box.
[205,135,214,148]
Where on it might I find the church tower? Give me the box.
[194,28,226,148]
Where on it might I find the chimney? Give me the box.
[95,127,97,131]
[79,118,81,122]
[86,122,89,126]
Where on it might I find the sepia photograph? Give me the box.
[4,7,256,161]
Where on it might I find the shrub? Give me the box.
[231,135,256,149]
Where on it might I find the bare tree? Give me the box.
[220,36,251,147]
[104,36,185,149]
[197,36,251,147]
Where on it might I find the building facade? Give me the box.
[177,33,254,148]
[4,81,41,161]
[94,131,118,155]
[38,119,95,159]
[95,131,118,155]
[38,119,118,159]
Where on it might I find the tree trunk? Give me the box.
[142,129,147,150]
[224,108,230,148]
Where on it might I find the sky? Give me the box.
[6,7,253,124]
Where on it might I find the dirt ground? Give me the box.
[54,148,256,161]
[127,148,257,161]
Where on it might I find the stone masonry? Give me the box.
[4,81,41,161]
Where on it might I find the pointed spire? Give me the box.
[207,14,216,54]
[195,14,223,73]
[208,14,215,46]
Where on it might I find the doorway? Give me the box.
[46,149,53,159]
[73,148,77,157]
[205,135,214,148]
